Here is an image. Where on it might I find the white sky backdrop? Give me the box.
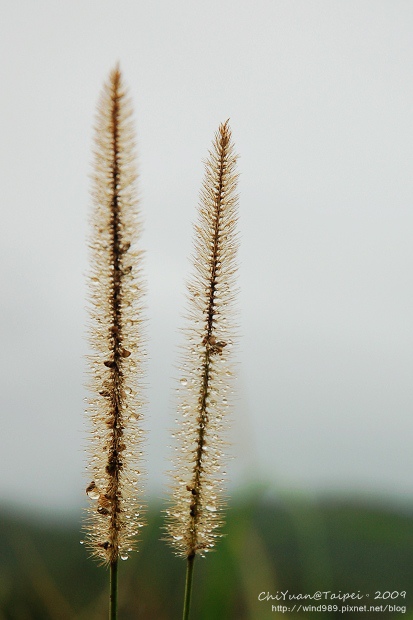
[1,1,413,513]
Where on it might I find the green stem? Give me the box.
[110,559,118,620]
[182,554,195,620]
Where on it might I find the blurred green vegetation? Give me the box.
[0,489,412,619]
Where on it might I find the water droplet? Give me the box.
[120,554,129,561]
[80,540,84,545]
[180,378,188,386]
[86,482,100,500]
[173,535,183,540]
[205,505,217,512]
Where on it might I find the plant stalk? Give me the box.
[182,554,195,620]
[110,559,118,620]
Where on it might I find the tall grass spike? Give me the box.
[167,120,239,559]
[84,66,145,565]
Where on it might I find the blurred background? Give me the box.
[1,1,413,618]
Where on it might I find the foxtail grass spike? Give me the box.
[83,66,145,566]
[166,120,239,561]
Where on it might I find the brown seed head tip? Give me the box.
[111,61,122,82]
[219,119,231,141]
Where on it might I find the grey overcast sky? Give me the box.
[1,1,413,514]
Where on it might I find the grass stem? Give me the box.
[109,559,118,620]
[182,554,195,620]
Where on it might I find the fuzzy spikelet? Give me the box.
[166,121,239,558]
[84,67,145,565]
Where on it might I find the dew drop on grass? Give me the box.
[120,554,129,561]
[180,378,188,386]
[86,482,100,500]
